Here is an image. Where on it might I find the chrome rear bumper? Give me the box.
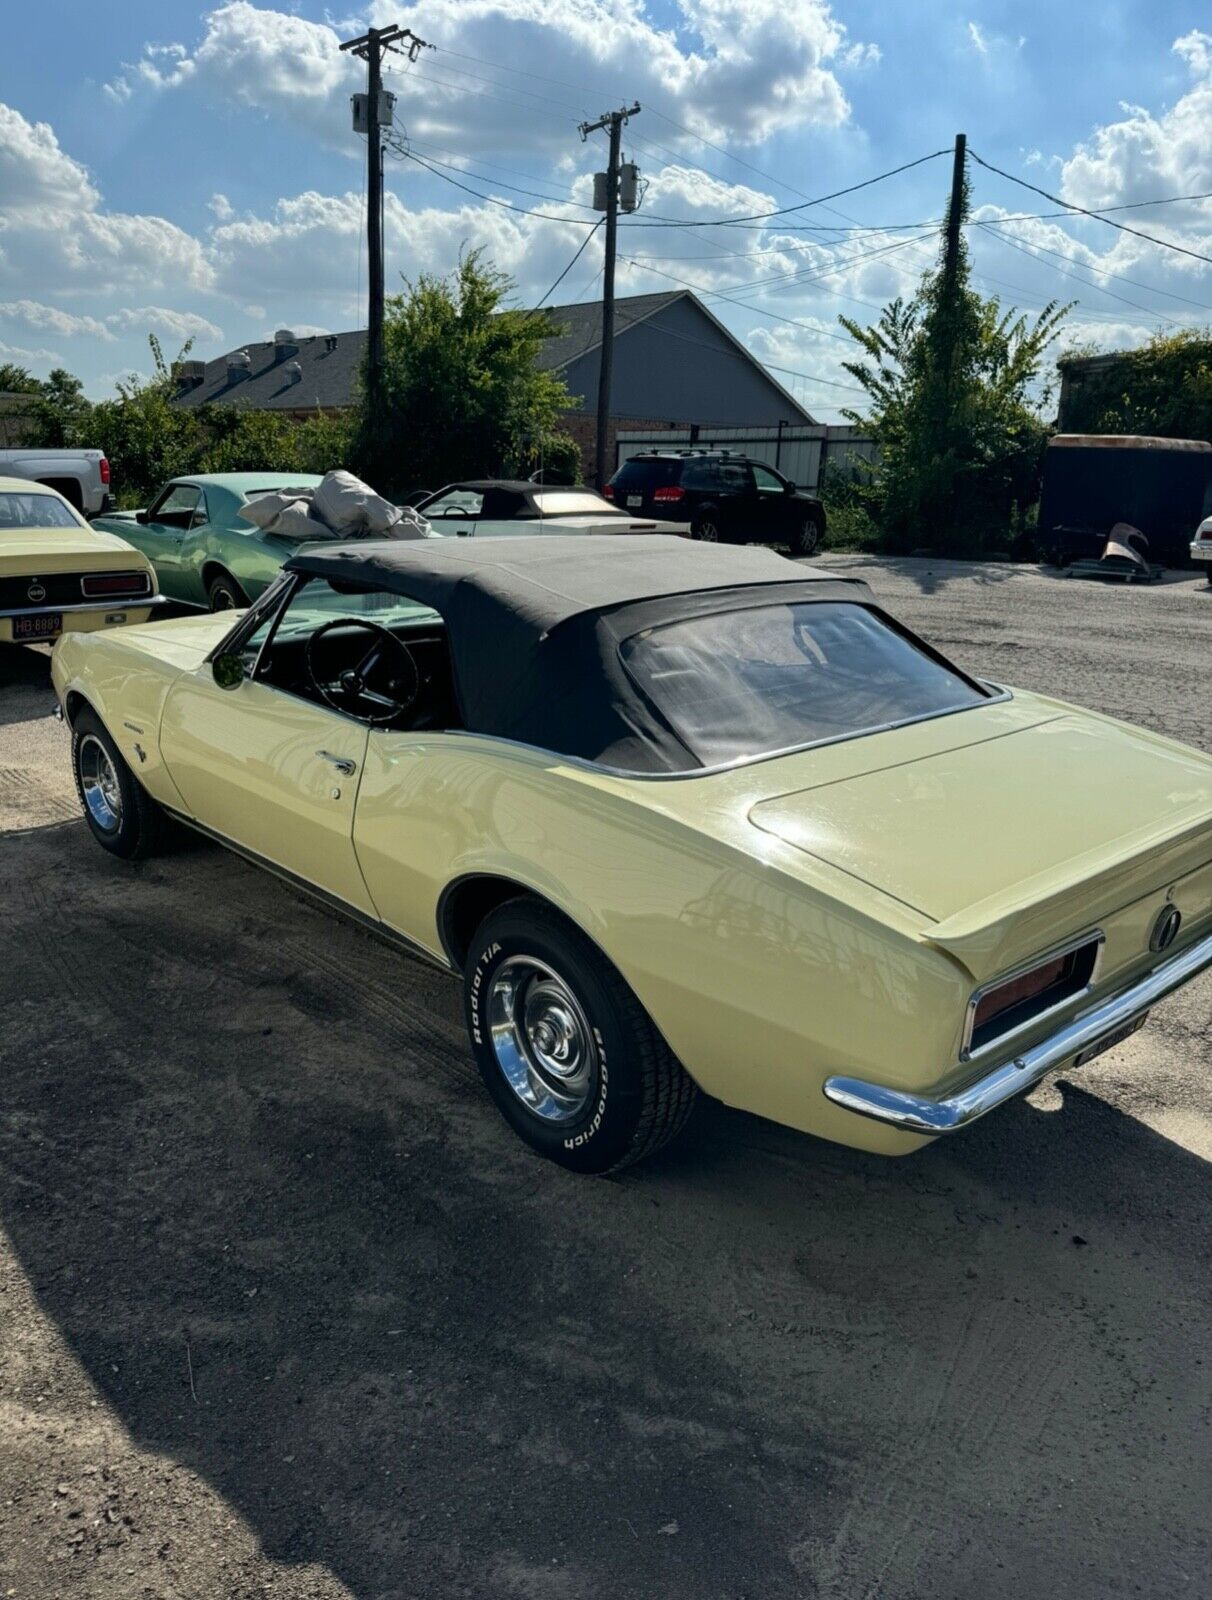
[1190,541,1211,564]
[824,931,1212,1135]
[0,595,165,620]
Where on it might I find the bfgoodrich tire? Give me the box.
[71,707,169,860]
[464,898,697,1173]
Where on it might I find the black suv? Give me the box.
[605,450,825,556]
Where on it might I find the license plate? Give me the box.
[12,612,62,640]
[626,495,642,507]
[1073,1012,1148,1068]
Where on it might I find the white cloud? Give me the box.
[0,103,214,296]
[103,0,867,149]
[0,103,98,214]
[209,192,234,221]
[1057,31,1212,266]
[105,307,225,343]
[967,21,988,56]
[0,337,61,366]
[0,299,114,339]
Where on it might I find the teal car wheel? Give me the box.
[206,570,250,611]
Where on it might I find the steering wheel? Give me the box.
[305,618,420,725]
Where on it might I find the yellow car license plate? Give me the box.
[13,612,62,640]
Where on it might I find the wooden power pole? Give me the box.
[580,103,641,488]
[341,23,430,411]
[942,132,967,290]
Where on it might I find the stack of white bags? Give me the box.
[238,469,430,542]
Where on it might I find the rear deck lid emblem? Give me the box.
[27,581,46,603]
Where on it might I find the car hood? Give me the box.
[748,703,1212,972]
[0,526,150,570]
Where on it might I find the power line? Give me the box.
[403,148,601,226]
[619,148,952,229]
[976,222,1179,326]
[533,221,603,309]
[980,219,1212,312]
[969,151,1212,267]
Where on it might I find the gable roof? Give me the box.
[535,291,682,371]
[171,289,811,423]
[173,332,367,411]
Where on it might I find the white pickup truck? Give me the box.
[0,448,112,517]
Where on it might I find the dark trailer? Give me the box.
[1036,434,1212,568]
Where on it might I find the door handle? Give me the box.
[316,750,357,776]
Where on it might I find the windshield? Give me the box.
[0,491,85,530]
[620,600,991,766]
[529,491,613,516]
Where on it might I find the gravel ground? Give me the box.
[0,558,1209,1600]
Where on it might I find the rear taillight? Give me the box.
[99,457,110,485]
[653,486,685,503]
[81,571,150,598]
[966,936,1101,1056]
[602,485,614,498]
[1200,526,1212,541]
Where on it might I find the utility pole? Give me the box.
[941,132,967,290]
[580,103,641,487]
[341,23,430,415]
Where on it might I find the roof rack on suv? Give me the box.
[634,447,742,460]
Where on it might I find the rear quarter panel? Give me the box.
[354,735,967,1154]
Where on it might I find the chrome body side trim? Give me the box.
[958,927,1105,1061]
[824,930,1212,1134]
[160,807,457,976]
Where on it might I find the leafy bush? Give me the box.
[1059,329,1212,442]
[353,251,578,496]
[839,176,1067,556]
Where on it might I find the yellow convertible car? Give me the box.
[0,476,161,646]
[51,536,1212,1173]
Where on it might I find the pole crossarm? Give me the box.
[578,102,641,142]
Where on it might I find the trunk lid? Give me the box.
[749,710,1212,978]
[0,527,150,570]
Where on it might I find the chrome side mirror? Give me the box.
[212,652,246,690]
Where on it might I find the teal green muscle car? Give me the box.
[91,473,324,612]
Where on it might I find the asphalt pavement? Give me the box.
[0,556,1208,1599]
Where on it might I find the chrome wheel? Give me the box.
[694,519,720,543]
[487,956,598,1124]
[78,734,122,833]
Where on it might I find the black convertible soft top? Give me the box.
[286,535,875,771]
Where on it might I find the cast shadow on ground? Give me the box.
[2,824,1209,1599]
[0,645,58,728]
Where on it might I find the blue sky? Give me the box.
[1,0,1209,419]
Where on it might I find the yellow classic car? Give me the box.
[0,476,162,646]
[51,536,1212,1173]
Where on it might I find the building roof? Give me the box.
[171,290,809,421]
[173,333,367,412]
[535,291,682,372]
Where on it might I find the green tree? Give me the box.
[354,251,579,494]
[89,336,205,505]
[196,406,302,473]
[29,367,93,448]
[841,177,1069,553]
[1058,329,1212,442]
[0,362,42,394]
